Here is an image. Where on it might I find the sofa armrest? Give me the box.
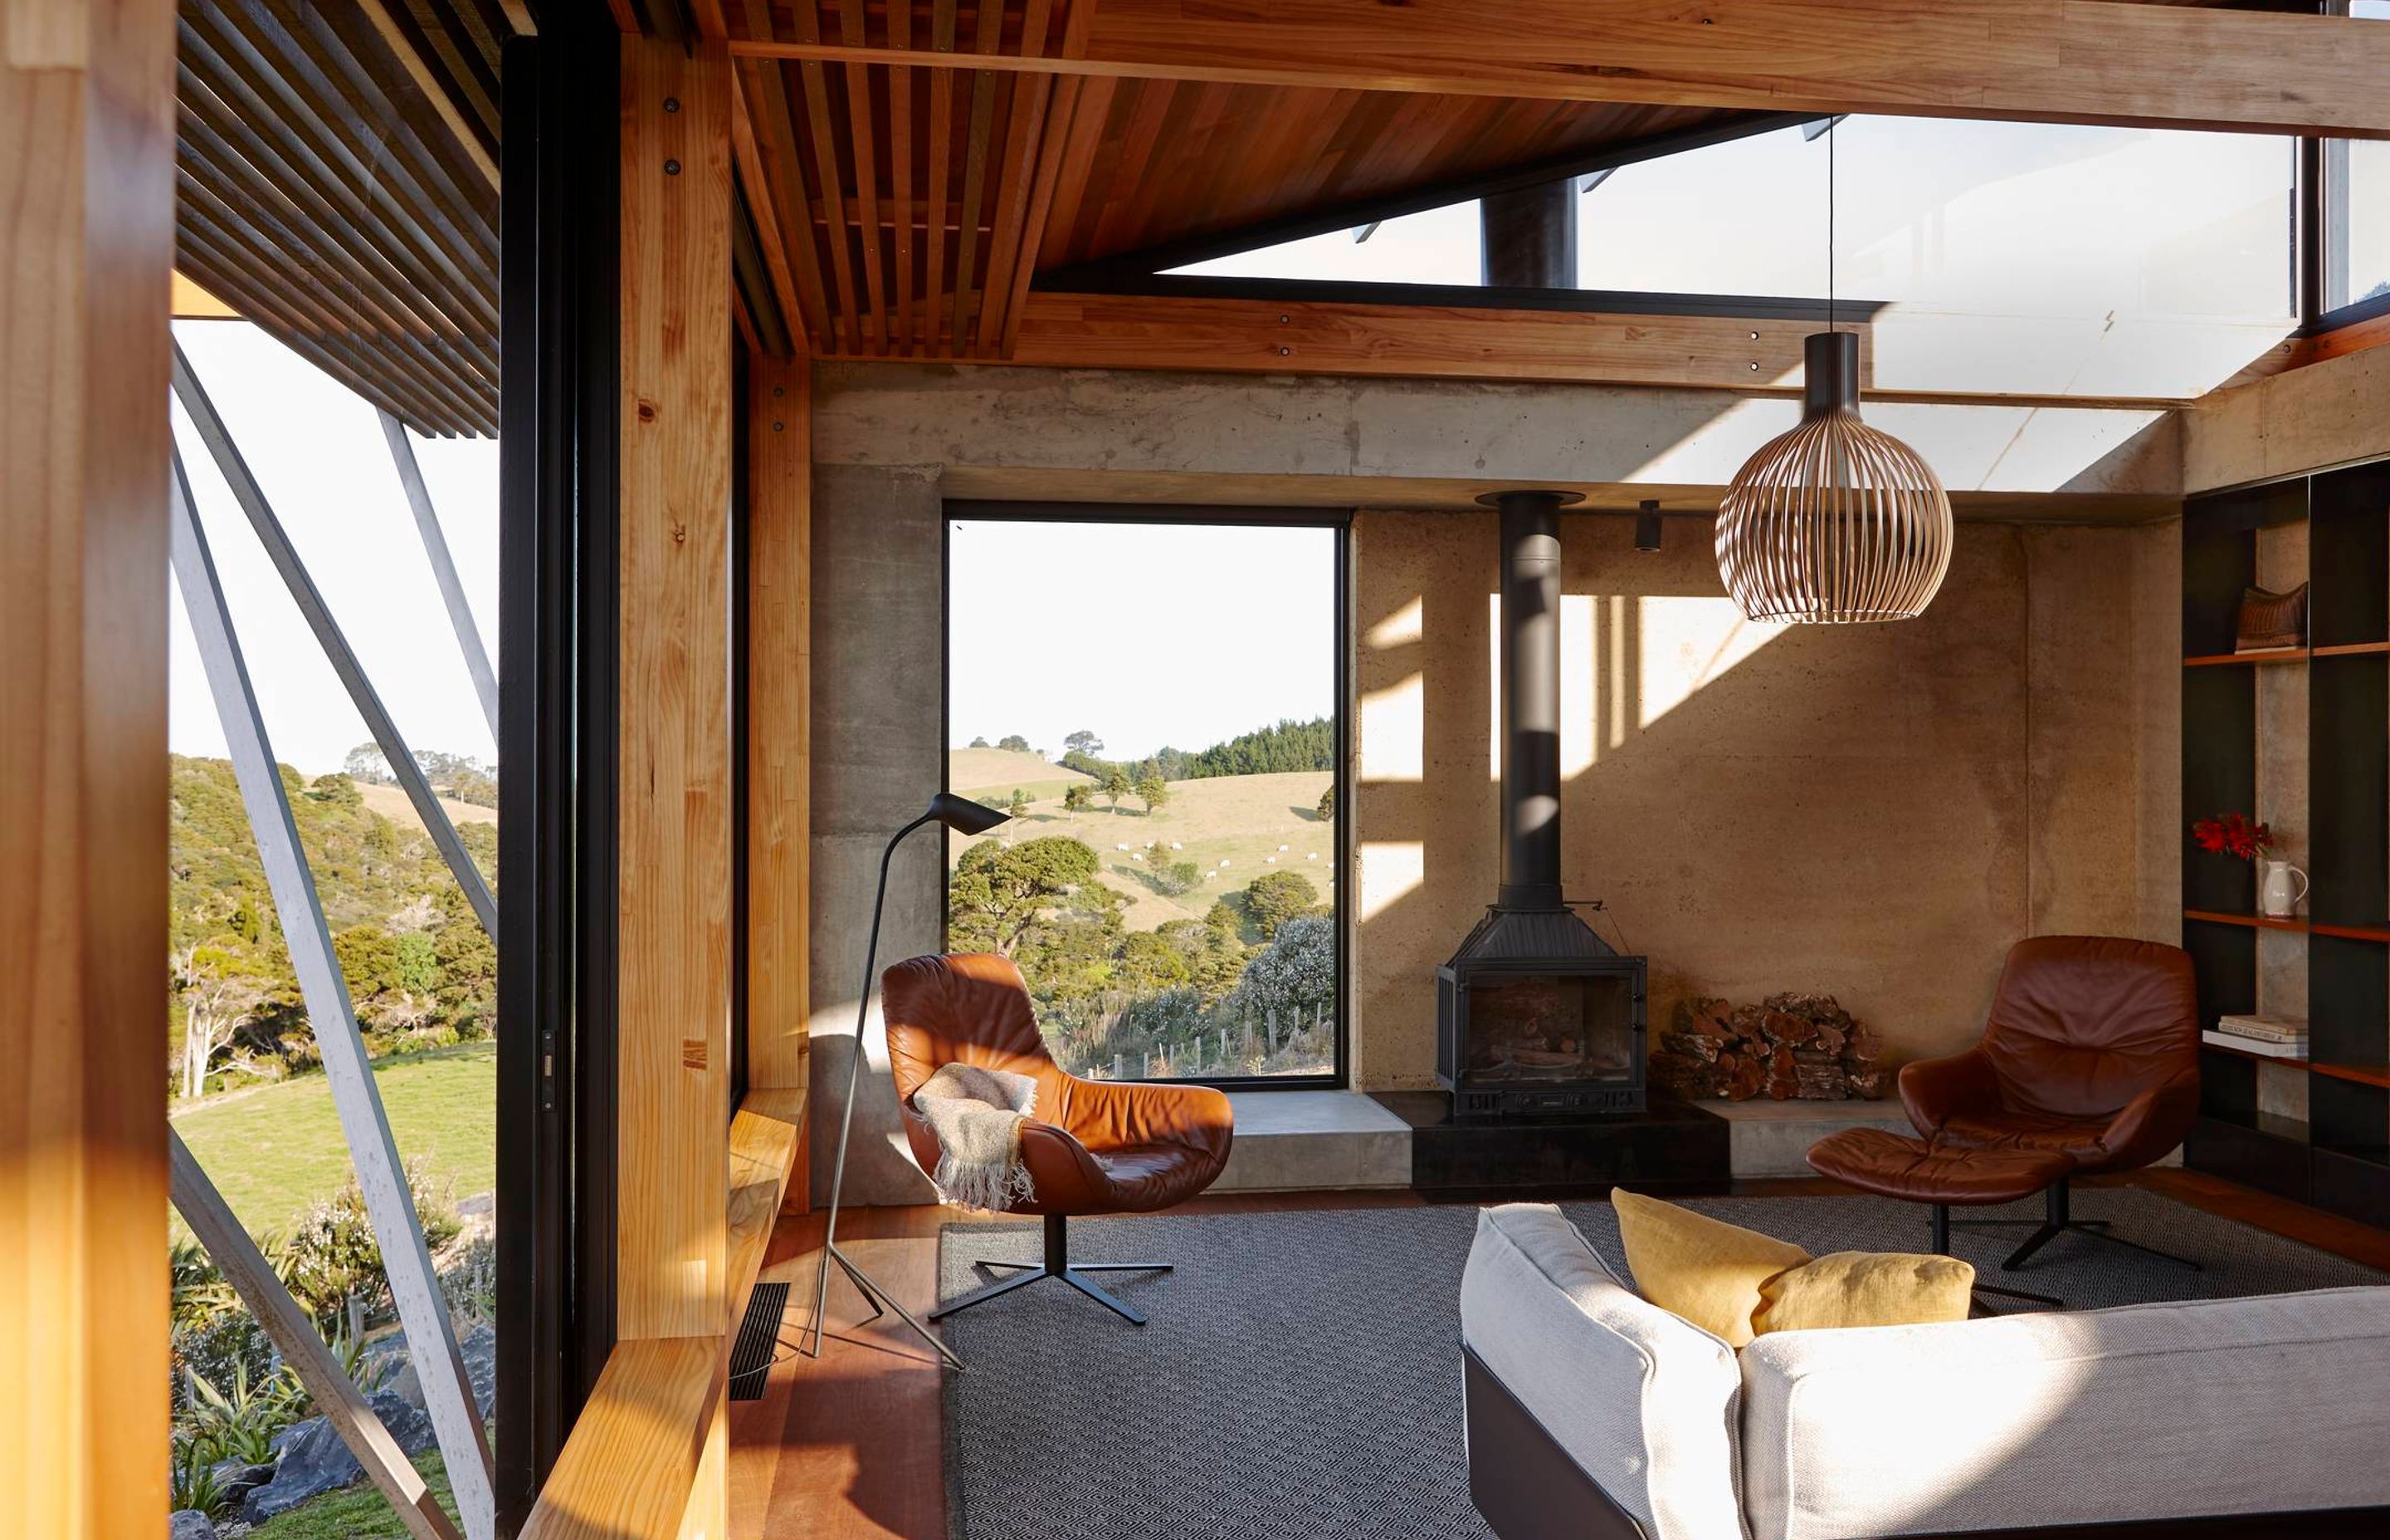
[1898,1046,2000,1136]
[1739,1286,2390,1540]
[2096,1069,2199,1170]
[1459,1205,1745,1540]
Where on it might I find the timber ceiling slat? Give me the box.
[178,0,501,436]
[972,0,1055,354]
[729,65,819,348]
[181,11,498,335]
[888,0,915,351]
[947,2,1008,352]
[838,0,890,351]
[924,2,958,355]
[783,7,866,352]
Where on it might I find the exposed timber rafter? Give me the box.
[727,0,2390,139]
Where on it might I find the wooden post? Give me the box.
[169,1133,464,1540]
[1,5,176,1537]
[617,28,734,1347]
[747,351,810,1214]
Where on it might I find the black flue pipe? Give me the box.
[1479,180,1578,290]
[1479,489,1581,909]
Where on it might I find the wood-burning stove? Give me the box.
[1436,490,1648,1120]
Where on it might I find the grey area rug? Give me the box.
[937,1191,2385,1540]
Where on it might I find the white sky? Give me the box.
[168,321,500,777]
[946,519,1336,762]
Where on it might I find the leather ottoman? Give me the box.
[1807,1127,2074,1307]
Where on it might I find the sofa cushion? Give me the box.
[1751,1250,1975,1336]
[1459,1203,1748,1540]
[1739,1285,2390,1540]
[1612,1187,1812,1347]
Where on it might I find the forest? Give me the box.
[169,754,499,1103]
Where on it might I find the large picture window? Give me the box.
[944,509,1347,1086]
[2320,2,2390,325]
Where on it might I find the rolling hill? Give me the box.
[948,746,1094,804]
[947,768,1334,931]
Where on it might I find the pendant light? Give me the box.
[1715,122,1952,624]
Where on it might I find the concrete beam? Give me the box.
[2185,344,2390,493]
[812,363,2179,520]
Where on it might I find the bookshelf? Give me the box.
[2182,463,2390,1230]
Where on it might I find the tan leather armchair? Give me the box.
[882,952,1234,1324]
[1900,935,2202,1270]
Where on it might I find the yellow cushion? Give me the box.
[1610,1188,1812,1347]
[1752,1250,1977,1336]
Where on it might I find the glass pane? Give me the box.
[1179,115,2295,397]
[1460,975,1636,1088]
[2328,2,2390,314]
[946,518,1342,1082]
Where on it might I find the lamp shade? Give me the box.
[1715,332,1952,624]
[926,791,1010,836]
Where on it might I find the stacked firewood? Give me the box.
[1650,992,1885,1102]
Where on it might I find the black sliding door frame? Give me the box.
[495,12,620,1533]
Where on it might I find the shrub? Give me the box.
[172,1435,232,1521]
[276,1162,461,1324]
[1243,871,1319,938]
[187,1359,304,1465]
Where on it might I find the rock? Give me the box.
[241,1416,359,1524]
[376,1321,498,1419]
[168,1511,218,1540]
[372,1388,440,1456]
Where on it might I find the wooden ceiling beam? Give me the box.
[960,290,1841,395]
[728,0,2390,139]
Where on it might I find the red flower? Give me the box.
[2192,813,2273,861]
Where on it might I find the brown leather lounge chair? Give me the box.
[1900,934,2204,1272]
[882,952,1235,1325]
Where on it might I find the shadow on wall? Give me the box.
[1352,507,2177,1092]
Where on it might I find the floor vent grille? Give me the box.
[729,1281,791,1401]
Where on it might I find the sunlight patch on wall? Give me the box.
[1359,841,1425,921]
[1360,672,1426,782]
[1636,596,1778,731]
[1562,594,1594,777]
[1368,594,1423,650]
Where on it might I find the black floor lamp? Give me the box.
[802,792,1011,1367]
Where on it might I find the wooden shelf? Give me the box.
[2202,1037,2308,1069]
[2180,641,2390,667]
[2184,648,2310,667]
[2312,1061,2390,1091]
[2310,919,2390,943]
[2184,908,2310,933]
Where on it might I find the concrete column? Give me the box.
[808,463,944,1206]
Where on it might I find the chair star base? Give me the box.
[932,1213,1174,1326]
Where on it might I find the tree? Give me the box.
[1062,782,1092,814]
[1064,729,1104,758]
[308,772,363,808]
[1100,765,1131,813]
[448,768,497,808]
[948,836,1108,957]
[1244,870,1319,938]
[997,733,1031,753]
[172,945,270,1100]
[343,743,393,785]
[1235,914,1336,1019]
[1111,931,1190,994]
[1007,788,1030,819]
[1136,773,1168,815]
[968,735,990,748]
[1146,860,1202,898]
[1316,783,1336,822]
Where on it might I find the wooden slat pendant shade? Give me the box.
[1715,332,1953,625]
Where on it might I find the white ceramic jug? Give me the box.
[2261,858,2310,918]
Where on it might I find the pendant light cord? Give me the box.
[1827,119,1836,335]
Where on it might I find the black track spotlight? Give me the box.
[1634,500,1664,553]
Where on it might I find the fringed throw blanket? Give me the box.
[911,1063,1039,1211]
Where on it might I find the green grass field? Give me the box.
[245,1450,456,1540]
[172,1044,495,1240]
[948,765,1334,933]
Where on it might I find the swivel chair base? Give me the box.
[934,1213,1173,1326]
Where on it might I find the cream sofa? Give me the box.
[1458,1202,2390,1540]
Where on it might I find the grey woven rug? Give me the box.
[937,1191,2385,1540]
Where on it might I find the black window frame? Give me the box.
[939,500,1354,1092]
[2305,2,2390,334]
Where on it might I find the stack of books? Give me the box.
[2205,1014,2309,1060]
